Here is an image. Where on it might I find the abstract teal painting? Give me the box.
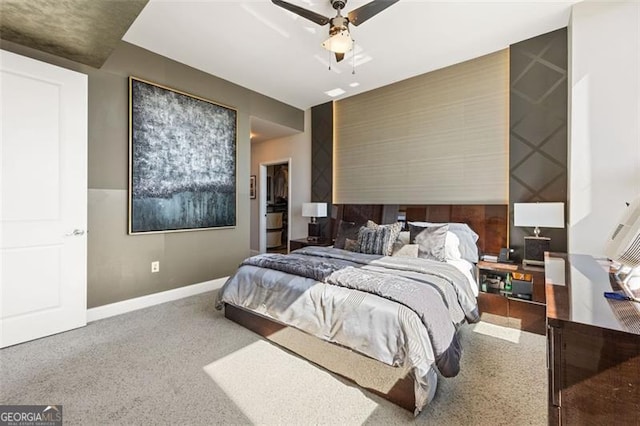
[129,77,236,234]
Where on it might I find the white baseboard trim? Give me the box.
[86,277,228,323]
[250,249,260,256]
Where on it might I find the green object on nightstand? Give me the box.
[504,273,512,292]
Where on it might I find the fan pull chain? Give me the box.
[328,48,332,71]
[352,41,356,75]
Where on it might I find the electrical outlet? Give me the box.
[151,261,160,273]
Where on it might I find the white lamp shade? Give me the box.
[302,202,327,218]
[514,202,565,228]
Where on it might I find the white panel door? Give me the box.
[1,49,87,348]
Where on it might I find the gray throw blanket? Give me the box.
[241,252,354,282]
[241,251,468,377]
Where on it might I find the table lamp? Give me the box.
[302,202,327,241]
[514,202,565,266]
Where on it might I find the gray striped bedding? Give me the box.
[215,246,479,414]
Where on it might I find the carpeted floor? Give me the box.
[0,291,547,425]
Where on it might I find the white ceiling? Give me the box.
[124,0,580,112]
[250,115,300,143]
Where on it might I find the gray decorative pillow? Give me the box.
[356,226,391,255]
[334,220,361,249]
[411,224,449,262]
[392,243,419,258]
[344,238,359,252]
[366,220,402,256]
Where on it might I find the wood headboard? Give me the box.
[334,204,508,256]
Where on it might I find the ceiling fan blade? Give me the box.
[348,0,399,26]
[335,52,345,62]
[271,0,331,26]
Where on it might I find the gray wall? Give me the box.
[1,39,304,308]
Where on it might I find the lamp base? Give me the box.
[307,222,321,241]
[523,236,550,267]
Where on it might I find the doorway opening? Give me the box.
[260,159,291,254]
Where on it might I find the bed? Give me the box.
[215,204,508,414]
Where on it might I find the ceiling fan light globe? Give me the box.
[321,29,353,53]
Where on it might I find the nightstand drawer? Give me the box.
[476,261,546,335]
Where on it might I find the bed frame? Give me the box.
[225,303,416,410]
[224,204,508,412]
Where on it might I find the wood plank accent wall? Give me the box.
[335,204,508,255]
[403,204,508,256]
[334,49,509,205]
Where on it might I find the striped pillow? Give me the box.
[366,220,403,256]
[356,226,391,255]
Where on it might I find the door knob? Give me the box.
[65,229,86,237]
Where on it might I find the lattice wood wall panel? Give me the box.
[311,102,333,239]
[509,28,568,255]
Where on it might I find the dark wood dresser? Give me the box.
[545,253,640,425]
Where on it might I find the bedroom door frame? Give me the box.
[259,158,291,254]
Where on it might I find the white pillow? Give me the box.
[444,231,462,261]
[398,231,410,245]
[390,231,411,255]
[408,221,479,263]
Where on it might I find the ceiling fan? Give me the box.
[271,0,399,62]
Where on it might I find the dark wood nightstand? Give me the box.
[476,260,546,335]
[289,238,332,252]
